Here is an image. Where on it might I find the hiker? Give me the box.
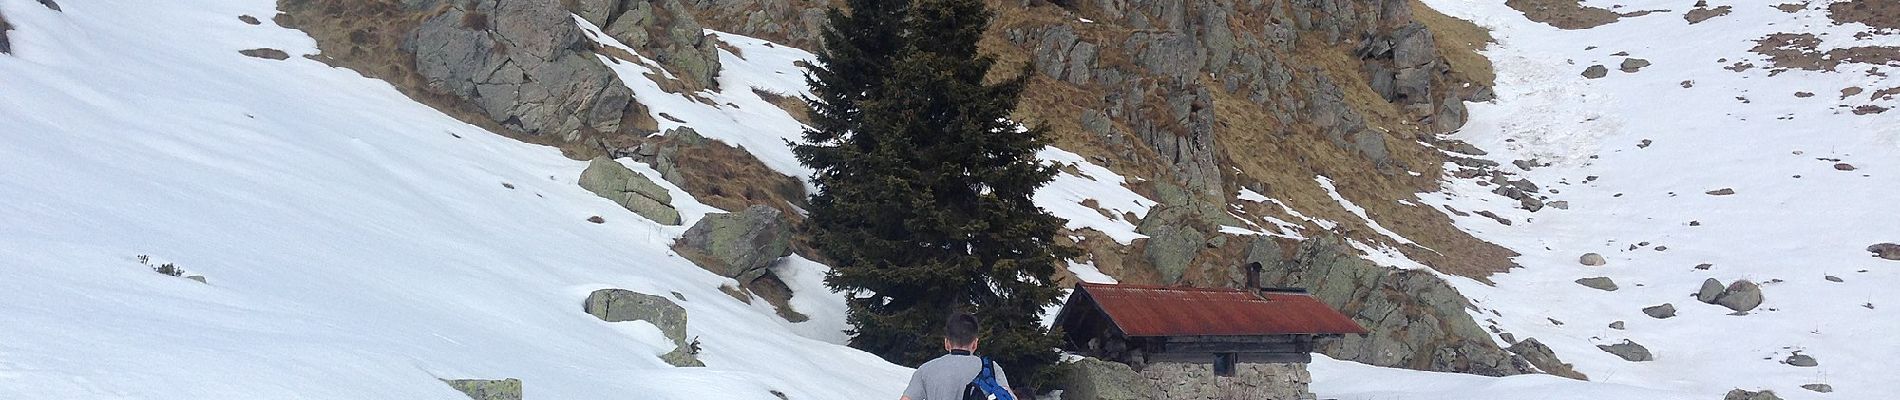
[899,313,1016,400]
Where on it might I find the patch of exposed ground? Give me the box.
[1685,5,1733,24]
[1414,0,1497,88]
[1776,2,1808,13]
[1830,0,1900,30]
[1505,0,1621,29]
[1750,32,1900,72]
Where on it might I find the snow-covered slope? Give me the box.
[1315,0,1899,399]
[0,2,905,398]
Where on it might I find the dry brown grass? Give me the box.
[1412,0,1496,88]
[1503,0,1621,30]
[1830,0,1900,30]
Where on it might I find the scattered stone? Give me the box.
[1549,200,1571,210]
[579,157,681,225]
[583,289,702,367]
[1695,263,1713,270]
[441,378,522,400]
[239,15,261,25]
[675,205,793,282]
[1825,275,1843,282]
[1698,279,1765,312]
[1868,243,1900,260]
[1514,159,1541,170]
[239,48,290,60]
[1509,338,1589,380]
[1476,210,1513,225]
[1685,6,1733,24]
[185,275,207,284]
[1638,139,1653,148]
[1681,80,1695,88]
[1795,91,1815,98]
[1582,65,1609,79]
[501,182,515,189]
[1619,58,1652,72]
[1801,384,1834,393]
[1784,352,1818,367]
[1834,163,1856,171]
[35,0,58,11]
[1548,317,1565,326]
[587,216,606,224]
[1690,220,1702,226]
[1724,389,1782,400]
[1597,340,1654,362]
[1609,320,1625,330]
[1576,277,1619,291]
[1643,303,1677,319]
[1580,253,1607,266]
[1706,188,1736,196]
[1698,278,1726,302]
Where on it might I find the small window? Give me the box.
[1213,353,1237,377]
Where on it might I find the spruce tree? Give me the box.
[796,0,1075,390]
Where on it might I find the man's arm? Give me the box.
[900,367,927,400]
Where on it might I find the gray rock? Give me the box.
[1582,65,1608,79]
[408,0,634,141]
[1826,275,1843,282]
[1061,357,1161,400]
[675,205,792,281]
[1575,277,1619,291]
[442,378,522,400]
[1707,188,1736,196]
[1800,384,1833,393]
[1609,320,1625,329]
[1619,58,1651,72]
[1597,340,1653,362]
[584,289,702,367]
[1549,200,1571,210]
[1724,389,1783,400]
[579,157,681,225]
[1697,278,1726,303]
[1509,338,1588,380]
[1642,303,1676,319]
[1579,253,1607,266]
[1784,352,1818,367]
[0,12,11,55]
[1869,243,1900,260]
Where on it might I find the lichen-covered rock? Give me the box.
[675,205,792,281]
[1508,338,1588,380]
[1597,339,1653,362]
[1136,206,1207,284]
[1697,278,1763,312]
[1251,235,1535,376]
[576,0,723,91]
[1061,357,1161,400]
[408,0,634,141]
[442,378,522,400]
[579,157,681,225]
[584,288,702,367]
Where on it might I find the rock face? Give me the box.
[674,205,793,282]
[1508,338,1588,380]
[407,0,635,142]
[579,157,681,225]
[1597,340,1653,362]
[1724,389,1783,400]
[583,288,703,367]
[571,0,723,90]
[442,378,523,400]
[1137,362,1312,400]
[1642,303,1677,319]
[1870,243,1900,260]
[1697,279,1764,312]
[1579,253,1607,266]
[1061,357,1161,400]
[1575,277,1618,291]
[1252,235,1534,376]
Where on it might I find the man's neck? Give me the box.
[949,349,974,356]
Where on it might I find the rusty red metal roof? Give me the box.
[1067,282,1368,337]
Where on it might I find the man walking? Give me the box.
[899,313,1016,400]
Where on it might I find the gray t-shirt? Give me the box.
[901,353,1011,400]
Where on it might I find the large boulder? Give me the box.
[675,205,792,281]
[1579,253,1606,266]
[442,378,522,400]
[1697,279,1763,312]
[1642,303,1677,319]
[407,0,634,141]
[584,289,702,367]
[1508,338,1588,380]
[1597,340,1653,362]
[1869,243,1900,260]
[579,157,682,225]
[1061,357,1161,400]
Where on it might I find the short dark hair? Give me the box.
[945,312,980,345]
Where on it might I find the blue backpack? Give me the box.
[961,357,1014,400]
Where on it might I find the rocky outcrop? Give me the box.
[442,378,523,400]
[1597,340,1653,362]
[1251,235,1534,376]
[579,156,682,225]
[1061,357,1161,400]
[572,0,723,91]
[1869,243,1900,260]
[622,127,807,215]
[1138,362,1312,400]
[675,205,793,282]
[405,0,636,142]
[1697,278,1763,312]
[584,288,702,367]
[1508,338,1587,380]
